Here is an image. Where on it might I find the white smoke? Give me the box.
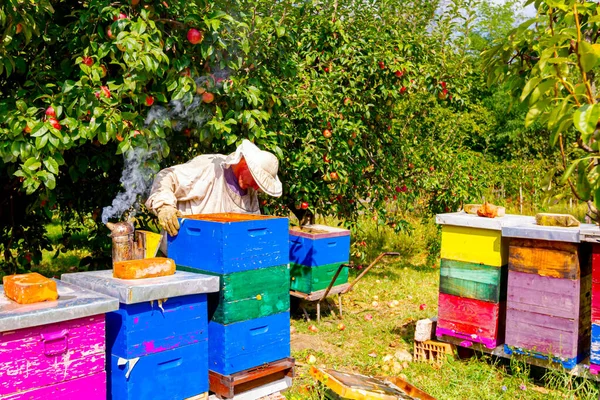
[101,68,232,223]
[101,143,161,224]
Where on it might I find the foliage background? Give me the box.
[0,0,559,276]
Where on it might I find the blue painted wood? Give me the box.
[289,233,350,267]
[504,344,581,370]
[208,312,290,375]
[168,216,289,274]
[591,323,600,364]
[106,293,208,358]
[108,341,208,400]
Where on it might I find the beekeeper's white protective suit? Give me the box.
[145,140,282,250]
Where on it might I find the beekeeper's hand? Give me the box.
[157,205,182,236]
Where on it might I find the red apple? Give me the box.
[429,166,434,172]
[308,324,318,333]
[113,12,128,21]
[399,86,407,94]
[330,172,339,180]
[408,163,414,169]
[337,323,346,331]
[343,98,351,106]
[100,64,108,77]
[395,186,401,193]
[116,134,123,142]
[16,23,23,34]
[82,56,94,67]
[132,130,142,137]
[106,26,114,39]
[187,28,204,45]
[301,201,309,210]
[45,106,56,117]
[400,185,407,192]
[48,118,61,130]
[419,304,427,310]
[202,92,214,103]
[145,95,154,106]
[131,0,140,5]
[323,66,329,73]
[101,86,111,98]
[378,61,385,69]
[440,81,447,89]
[323,154,330,163]
[395,70,403,78]
[323,129,332,138]
[183,128,192,137]
[23,125,32,134]
[364,314,373,321]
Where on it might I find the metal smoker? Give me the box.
[106,221,148,263]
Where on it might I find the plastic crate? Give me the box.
[413,340,454,365]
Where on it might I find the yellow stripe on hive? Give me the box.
[440,225,507,267]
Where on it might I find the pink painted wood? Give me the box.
[507,271,587,319]
[591,283,600,323]
[0,315,105,396]
[505,308,579,358]
[592,244,600,284]
[437,293,504,340]
[1,372,105,400]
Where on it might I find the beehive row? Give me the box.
[436,212,593,370]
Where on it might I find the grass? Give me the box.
[38,207,600,399]
[284,213,600,400]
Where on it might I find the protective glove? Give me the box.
[157,205,183,237]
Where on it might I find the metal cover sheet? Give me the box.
[61,270,219,304]
[502,222,597,243]
[0,279,118,333]
[580,226,600,243]
[435,212,535,231]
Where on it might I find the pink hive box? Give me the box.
[0,279,118,399]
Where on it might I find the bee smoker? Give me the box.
[106,221,147,263]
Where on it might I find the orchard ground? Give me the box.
[36,202,597,400]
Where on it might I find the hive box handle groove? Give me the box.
[250,325,269,335]
[158,357,183,370]
[41,329,69,356]
[185,226,202,235]
[247,228,268,237]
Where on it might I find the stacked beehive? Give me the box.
[289,225,351,295]
[61,270,218,399]
[0,279,118,399]
[581,228,600,374]
[168,213,292,385]
[435,212,534,349]
[502,223,592,369]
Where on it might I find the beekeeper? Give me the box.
[145,139,282,238]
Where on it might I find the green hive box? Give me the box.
[178,264,290,324]
[290,262,349,294]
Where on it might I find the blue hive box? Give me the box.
[61,270,219,400]
[289,224,351,267]
[592,323,600,365]
[168,213,290,274]
[108,341,208,400]
[208,312,291,375]
[106,293,208,358]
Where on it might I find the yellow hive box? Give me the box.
[440,225,507,267]
[2,273,59,304]
[113,257,176,280]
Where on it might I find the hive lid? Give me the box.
[580,226,600,242]
[289,224,350,239]
[436,212,535,231]
[0,279,118,332]
[61,270,219,304]
[502,222,597,243]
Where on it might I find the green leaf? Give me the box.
[573,104,600,140]
[520,77,542,102]
[43,157,59,174]
[276,26,285,37]
[578,41,600,72]
[576,161,592,200]
[24,157,41,171]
